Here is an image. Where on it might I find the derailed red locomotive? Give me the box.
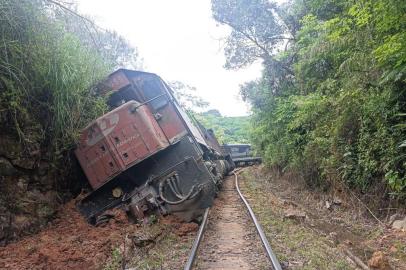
[75,69,234,224]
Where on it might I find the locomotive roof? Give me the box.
[109,68,160,79]
[224,144,251,147]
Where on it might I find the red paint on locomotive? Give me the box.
[75,101,170,189]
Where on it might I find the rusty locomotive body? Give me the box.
[75,69,233,224]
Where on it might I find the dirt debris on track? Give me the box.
[195,174,270,270]
[0,198,197,269]
[240,166,406,270]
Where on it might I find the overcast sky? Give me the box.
[77,0,262,117]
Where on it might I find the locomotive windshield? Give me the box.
[107,85,139,109]
[135,75,168,111]
[106,73,169,111]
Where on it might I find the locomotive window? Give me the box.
[240,147,250,153]
[231,146,250,153]
[107,86,139,109]
[137,77,168,111]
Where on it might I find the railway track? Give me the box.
[184,170,282,270]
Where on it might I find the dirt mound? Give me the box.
[175,223,199,237]
[0,200,137,270]
[160,215,198,237]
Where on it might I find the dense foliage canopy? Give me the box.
[212,0,406,199]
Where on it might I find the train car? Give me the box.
[222,144,262,167]
[75,69,232,224]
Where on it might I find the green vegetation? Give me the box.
[195,110,250,144]
[103,248,123,270]
[241,169,353,269]
[169,81,251,144]
[0,0,140,183]
[212,0,406,200]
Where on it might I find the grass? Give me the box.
[240,170,354,269]
[102,221,194,270]
[103,248,122,270]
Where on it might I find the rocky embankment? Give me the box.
[0,134,68,245]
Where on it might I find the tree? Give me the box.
[168,81,209,111]
[211,0,293,74]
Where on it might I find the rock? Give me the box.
[333,197,342,205]
[388,213,399,225]
[0,212,11,241]
[344,239,353,246]
[36,204,56,219]
[328,232,339,245]
[326,198,341,210]
[325,200,332,210]
[329,232,338,237]
[368,251,392,270]
[17,178,28,191]
[392,216,406,231]
[0,157,19,176]
[37,161,49,176]
[13,215,32,232]
[284,208,307,221]
[282,199,298,207]
[389,246,397,253]
[286,261,304,267]
[11,157,36,170]
[131,235,156,248]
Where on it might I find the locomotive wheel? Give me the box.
[95,213,114,227]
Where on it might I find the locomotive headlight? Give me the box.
[112,187,123,198]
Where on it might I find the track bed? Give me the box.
[192,174,271,269]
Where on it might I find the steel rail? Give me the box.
[234,172,283,270]
[184,207,210,270]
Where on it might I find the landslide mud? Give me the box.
[0,200,133,269]
[0,199,197,270]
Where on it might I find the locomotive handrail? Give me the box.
[128,92,169,112]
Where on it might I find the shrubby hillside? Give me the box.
[195,110,251,144]
[0,0,141,244]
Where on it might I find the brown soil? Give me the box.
[195,174,269,269]
[0,198,197,270]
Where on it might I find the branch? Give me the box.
[45,0,96,26]
[45,0,102,51]
[343,249,370,270]
[218,18,294,75]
